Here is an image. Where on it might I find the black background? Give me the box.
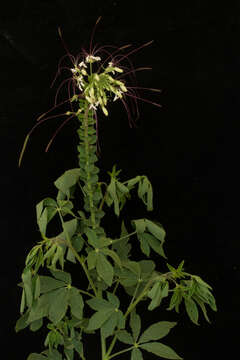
[0,1,238,359]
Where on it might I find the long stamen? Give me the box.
[18,112,71,167]
[58,27,75,66]
[54,78,73,106]
[36,96,82,122]
[124,92,162,108]
[127,86,162,92]
[89,16,102,55]
[45,114,75,152]
[114,40,154,66]
[117,67,152,79]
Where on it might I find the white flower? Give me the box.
[113,90,123,101]
[86,55,101,63]
[89,101,99,111]
[81,68,88,76]
[71,68,78,74]
[79,61,87,68]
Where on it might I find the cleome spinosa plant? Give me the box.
[16,17,217,360]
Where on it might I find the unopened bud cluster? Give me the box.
[71,55,127,116]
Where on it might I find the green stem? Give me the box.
[83,107,96,229]
[106,277,155,357]
[58,209,97,296]
[108,346,135,359]
[78,289,95,298]
[101,329,106,360]
[111,231,137,245]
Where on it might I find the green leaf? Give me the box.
[72,338,84,357]
[139,260,156,277]
[48,288,69,324]
[107,178,119,216]
[184,297,199,325]
[87,309,113,331]
[123,261,141,276]
[117,310,125,329]
[86,228,101,248]
[193,295,211,323]
[138,176,153,211]
[30,318,43,332]
[138,233,150,257]
[126,176,141,189]
[140,342,182,359]
[20,288,26,314]
[27,354,47,360]
[69,287,84,319]
[96,253,114,286]
[146,233,167,259]
[27,294,49,323]
[107,292,120,307]
[130,310,141,342]
[192,275,212,290]
[87,250,98,270]
[50,270,71,284]
[54,169,80,196]
[102,248,122,268]
[45,349,62,360]
[15,311,29,332]
[139,321,177,344]
[22,268,33,308]
[39,276,65,293]
[145,219,166,243]
[37,207,48,236]
[118,268,138,287]
[116,330,134,344]
[167,288,183,313]
[34,276,41,300]
[132,219,146,234]
[147,282,163,310]
[116,180,129,194]
[87,297,113,311]
[63,219,78,240]
[131,348,143,360]
[101,311,118,338]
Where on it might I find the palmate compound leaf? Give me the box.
[138,321,177,344]
[140,342,183,360]
[133,219,167,259]
[36,198,58,236]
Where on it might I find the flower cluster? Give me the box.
[70,55,127,116]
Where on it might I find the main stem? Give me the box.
[77,100,106,359]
